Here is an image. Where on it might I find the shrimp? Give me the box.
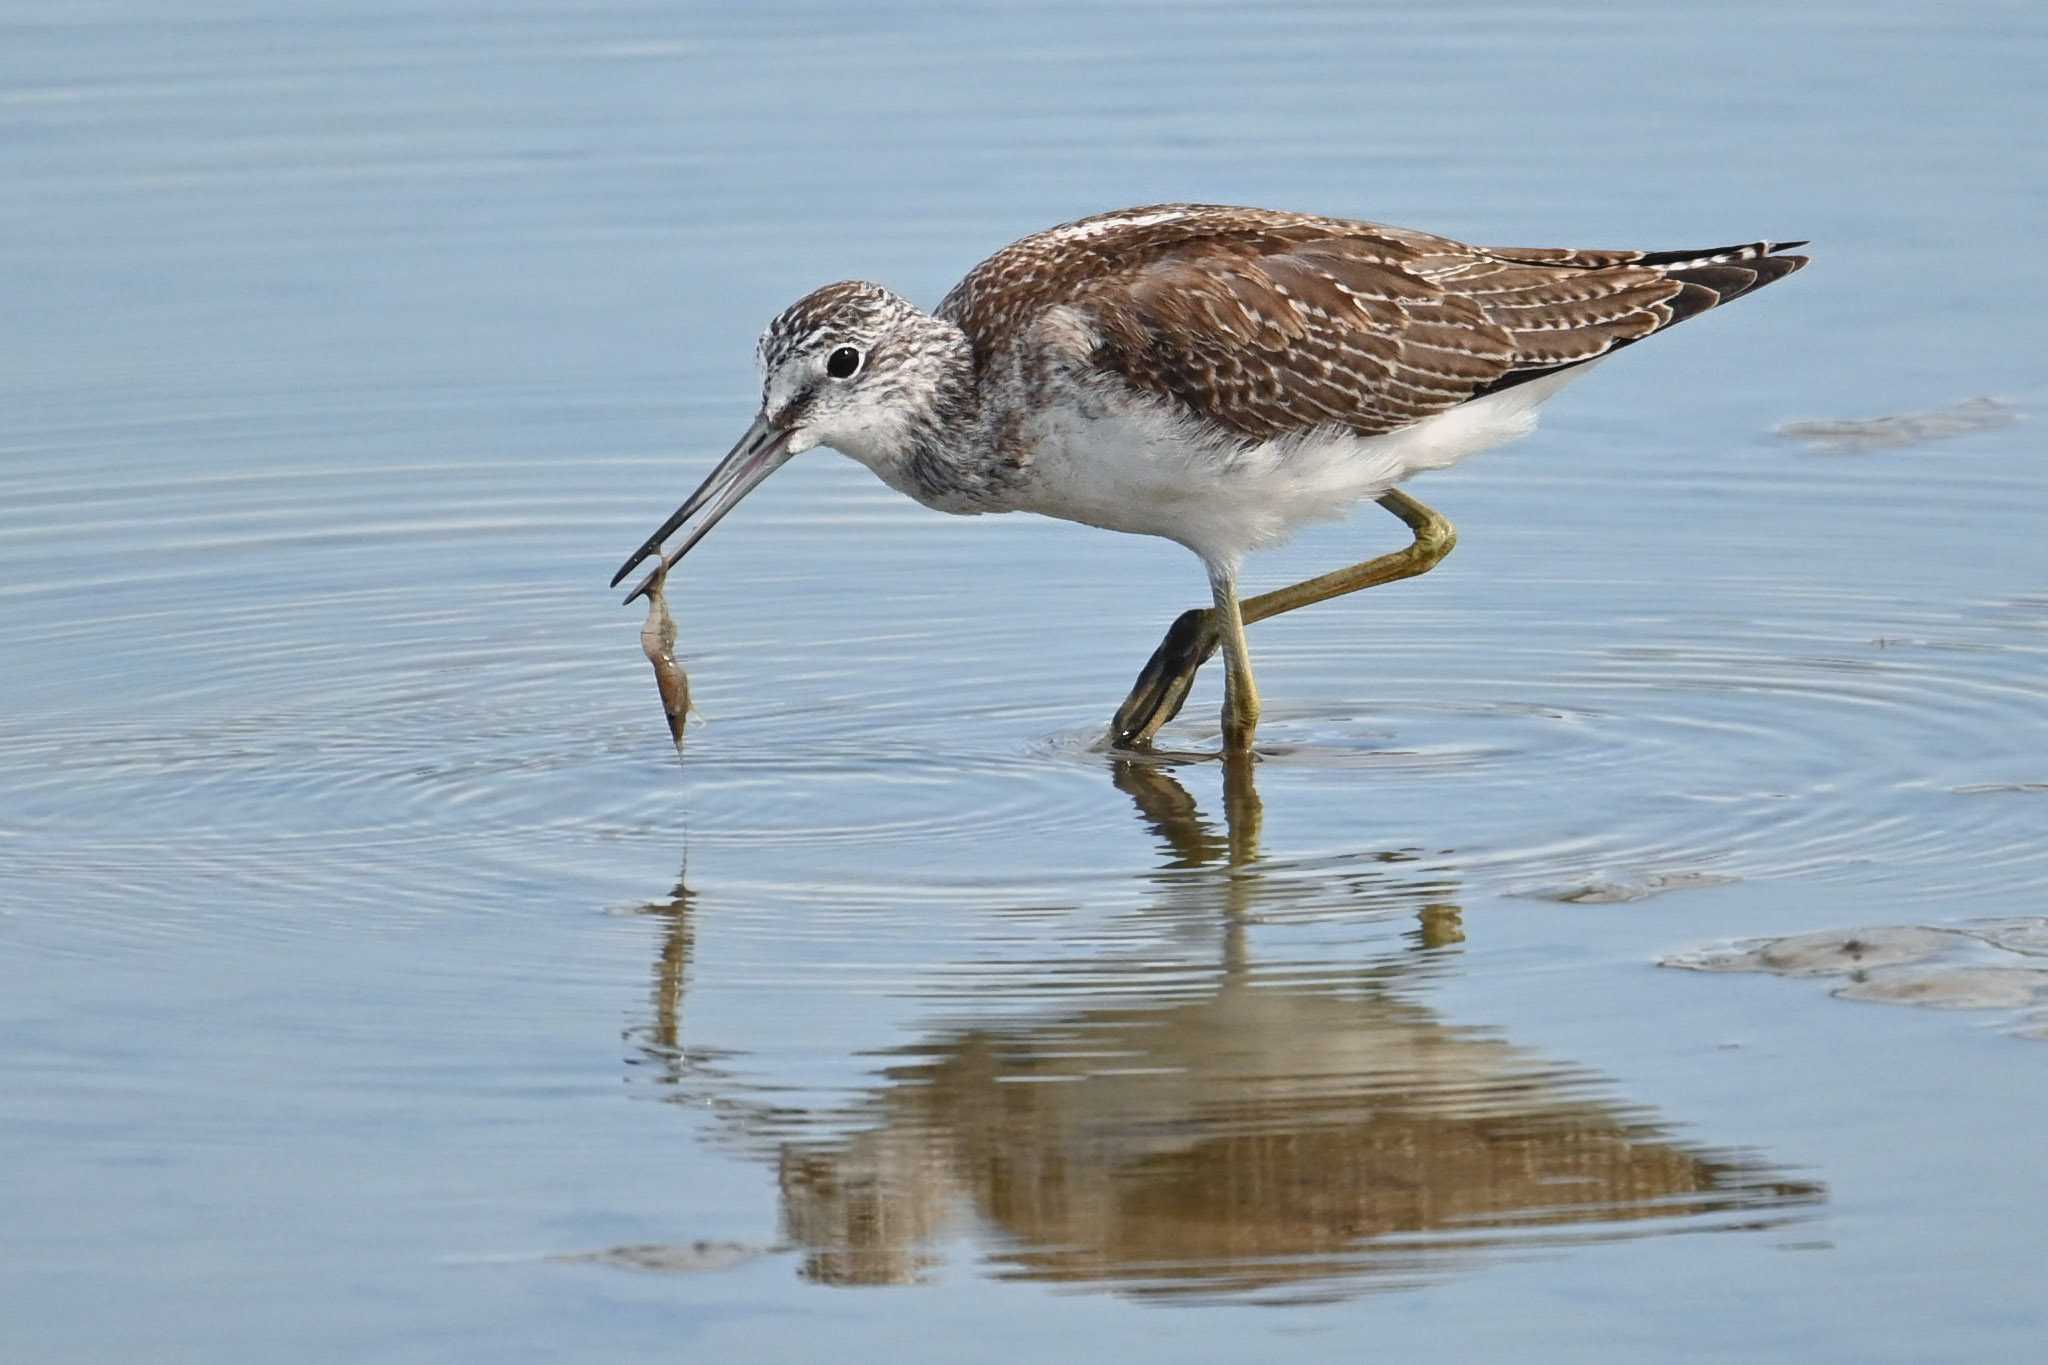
[638,564,692,748]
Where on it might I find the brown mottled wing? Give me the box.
[1082,232,1744,440]
[938,205,1806,442]
[1077,240,1531,438]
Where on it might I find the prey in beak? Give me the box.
[610,412,795,604]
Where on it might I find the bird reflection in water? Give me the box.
[622,757,1821,1302]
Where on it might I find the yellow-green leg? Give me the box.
[1109,489,1458,750]
[1209,561,1261,755]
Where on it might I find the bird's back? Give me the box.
[938,203,1808,445]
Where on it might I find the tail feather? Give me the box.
[1474,241,1809,397]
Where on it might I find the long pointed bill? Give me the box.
[610,411,795,604]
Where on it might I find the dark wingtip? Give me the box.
[1474,235,1812,401]
[1636,239,1812,269]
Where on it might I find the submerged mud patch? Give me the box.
[1776,395,2019,452]
[1519,871,1741,905]
[1661,919,2048,1037]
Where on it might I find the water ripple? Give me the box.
[4,425,2046,957]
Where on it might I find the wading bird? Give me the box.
[612,204,1806,755]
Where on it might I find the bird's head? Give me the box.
[757,281,957,458]
[611,281,966,602]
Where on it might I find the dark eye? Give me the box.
[825,346,861,379]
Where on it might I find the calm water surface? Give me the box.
[4,3,2046,1361]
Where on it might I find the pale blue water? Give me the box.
[4,4,2047,1361]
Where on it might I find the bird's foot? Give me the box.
[1108,607,1220,749]
[1220,709,1260,757]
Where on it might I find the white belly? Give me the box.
[1011,366,1590,567]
